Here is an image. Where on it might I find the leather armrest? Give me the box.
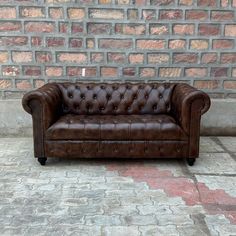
[171,83,211,134]
[22,83,62,130]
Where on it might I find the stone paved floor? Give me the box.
[0,137,236,236]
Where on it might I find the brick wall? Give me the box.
[0,0,236,99]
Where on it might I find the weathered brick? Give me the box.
[147,53,169,64]
[108,53,126,64]
[225,25,236,36]
[46,37,65,47]
[137,40,165,50]
[232,68,236,77]
[46,67,63,77]
[185,68,207,77]
[224,81,236,89]
[49,8,64,19]
[0,21,21,32]
[20,7,45,18]
[0,36,28,46]
[101,67,118,77]
[12,51,32,63]
[173,24,194,35]
[194,80,219,89]
[99,39,132,49]
[221,0,229,7]
[91,53,104,63]
[159,68,182,77]
[69,38,83,48]
[142,10,156,20]
[129,54,144,64]
[2,66,20,77]
[67,67,97,77]
[16,80,32,90]
[140,68,155,77]
[71,23,83,34]
[99,0,112,3]
[190,40,209,50]
[221,53,236,64]
[60,22,69,33]
[0,51,9,63]
[186,10,208,20]
[68,8,85,19]
[0,79,11,89]
[150,0,174,5]
[179,0,193,5]
[57,52,87,63]
[87,23,111,35]
[35,80,45,88]
[173,53,198,64]
[159,10,182,20]
[31,37,42,46]
[197,0,216,6]
[128,9,139,20]
[86,38,95,48]
[169,39,186,49]
[201,53,217,64]
[150,24,169,35]
[0,7,16,19]
[25,22,55,33]
[211,67,228,77]
[36,52,52,63]
[115,24,145,35]
[233,0,236,7]
[23,66,41,76]
[117,0,130,4]
[89,9,124,19]
[199,24,220,36]
[213,40,234,49]
[123,67,136,76]
[211,11,234,21]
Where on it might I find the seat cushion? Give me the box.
[46,114,187,141]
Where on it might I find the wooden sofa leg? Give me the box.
[38,157,47,166]
[186,158,195,166]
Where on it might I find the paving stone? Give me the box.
[139,225,179,236]
[157,214,194,226]
[137,204,172,215]
[218,137,236,152]
[102,226,140,236]
[200,137,224,153]
[121,214,157,225]
[85,215,121,226]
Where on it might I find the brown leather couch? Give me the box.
[22,82,210,166]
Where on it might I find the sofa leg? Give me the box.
[186,158,195,166]
[38,157,47,166]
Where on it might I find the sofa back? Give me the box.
[58,83,176,115]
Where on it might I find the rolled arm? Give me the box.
[22,82,62,130]
[171,83,211,134]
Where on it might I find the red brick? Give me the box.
[221,0,229,7]
[91,53,104,63]
[45,67,63,77]
[20,7,45,18]
[142,10,156,20]
[59,22,69,33]
[0,36,28,46]
[16,80,32,90]
[213,40,234,49]
[140,68,156,77]
[57,53,87,63]
[0,51,8,63]
[225,25,236,36]
[186,10,208,20]
[159,10,182,20]
[221,53,236,64]
[25,22,55,33]
[46,37,65,47]
[135,0,147,4]
[2,66,20,76]
[89,9,124,19]
[169,39,186,49]
[211,11,234,21]
[224,81,236,89]
[128,9,139,20]
[99,39,132,49]
[211,67,228,77]
[23,66,41,76]
[159,68,182,77]
[115,24,145,35]
[31,37,42,46]
[0,7,16,19]
[137,40,165,50]
[0,80,11,89]
[35,80,45,88]
[99,0,112,3]
[173,53,198,64]
[173,24,194,35]
[12,51,32,63]
[117,0,130,5]
[36,52,52,63]
[69,38,83,48]
[185,68,207,77]
[190,40,209,50]
[150,24,169,35]
[123,67,136,76]
[108,53,126,63]
[147,53,169,64]
[194,80,219,89]
[233,0,236,7]
[199,24,220,36]
[129,54,144,64]
[197,0,216,6]
[49,8,64,19]
[0,21,21,32]
[101,67,118,77]
[68,8,85,19]
[201,53,217,64]
[150,0,174,5]
[87,23,111,35]
[86,39,95,48]
[179,0,193,5]
[67,67,97,77]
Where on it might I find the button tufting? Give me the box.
[153,104,157,110]
[100,106,105,111]
[81,94,85,99]
[114,106,118,110]
[106,94,111,100]
[133,94,137,99]
[159,94,163,99]
[127,106,130,110]
[145,94,149,99]
[120,94,124,99]
[93,94,97,99]
[101,85,105,89]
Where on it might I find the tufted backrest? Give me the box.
[58,82,176,115]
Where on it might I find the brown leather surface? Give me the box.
[22,82,211,161]
[46,114,187,141]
